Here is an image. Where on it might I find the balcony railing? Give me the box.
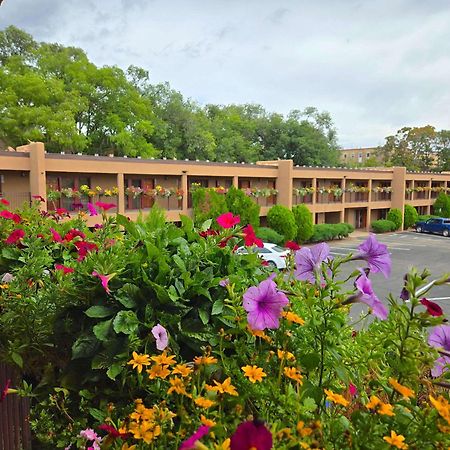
[293,194,313,204]
[316,193,343,204]
[372,192,392,202]
[344,192,369,203]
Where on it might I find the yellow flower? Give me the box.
[194,355,218,366]
[172,364,193,378]
[297,421,313,437]
[430,395,450,425]
[200,414,216,427]
[248,327,272,343]
[167,377,191,397]
[214,438,231,450]
[194,397,216,408]
[130,420,161,444]
[281,311,305,325]
[378,402,395,416]
[151,351,177,366]
[147,364,171,379]
[324,389,349,407]
[389,378,415,399]
[205,377,238,396]
[121,444,137,450]
[366,395,381,409]
[242,365,267,383]
[277,349,296,361]
[127,351,151,373]
[383,430,408,449]
[284,367,303,384]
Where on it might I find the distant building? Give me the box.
[340,147,382,165]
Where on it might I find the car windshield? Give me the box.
[273,245,286,252]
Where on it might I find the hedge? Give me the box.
[404,204,418,229]
[267,205,297,241]
[371,219,397,233]
[255,227,285,245]
[309,222,354,242]
[387,208,403,230]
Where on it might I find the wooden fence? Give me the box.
[0,363,31,450]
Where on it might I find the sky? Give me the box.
[1,0,450,148]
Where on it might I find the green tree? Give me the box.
[433,192,450,218]
[292,204,314,242]
[403,205,419,229]
[387,208,403,230]
[225,187,260,228]
[267,205,297,241]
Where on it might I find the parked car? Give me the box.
[236,242,290,269]
[414,217,450,236]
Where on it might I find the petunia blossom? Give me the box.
[151,324,169,351]
[285,240,301,251]
[353,234,391,278]
[294,242,330,283]
[0,379,10,402]
[219,278,230,287]
[0,199,10,206]
[0,210,21,224]
[32,195,45,202]
[354,270,388,320]
[87,203,98,216]
[428,325,450,377]
[95,202,116,211]
[243,275,289,330]
[216,212,240,228]
[421,298,443,317]
[55,264,75,275]
[242,224,263,247]
[5,229,25,245]
[179,425,210,450]
[74,241,98,261]
[50,228,63,243]
[64,229,86,242]
[92,271,114,294]
[230,420,273,450]
[97,424,129,439]
[55,208,69,216]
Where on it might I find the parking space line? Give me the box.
[428,297,450,301]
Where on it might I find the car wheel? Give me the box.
[443,229,449,237]
[416,226,422,233]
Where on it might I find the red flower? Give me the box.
[55,208,69,216]
[421,298,443,317]
[5,229,25,245]
[261,260,269,267]
[243,224,263,248]
[95,202,116,211]
[0,199,10,206]
[55,264,75,275]
[230,420,273,450]
[50,227,63,243]
[199,229,218,238]
[1,379,10,402]
[98,424,129,439]
[217,212,240,229]
[218,236,233,248]
[64,229,86,242]
[0,210,21,224]
[32,195,45,202]
[74,241,98,261]
[285,240,301,251]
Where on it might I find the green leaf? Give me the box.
[89,408,106,422]
[148,281,171,304]
[199,307,210,325]
[211,299,224,315]
[11,352,23,368]
[116,283,139,308]
[201,218,213,231]
[85,305,115,318]
[172,254,186,272]
[72,334,99,359]
[300,352,320,371]
[2,247,18,260]
[106,363,124,380]
[113,310,140,335]
[93,319,113,341]
[116,214,139,238]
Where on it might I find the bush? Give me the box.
[310,222,355,242]
[387,208,403,230]
[192,188,227,226]
[418,214,438,222]
[404,204,419,229]
[267,205,297,241]
[371,219,397,233]
[292,204,314,243]
[255,227,285,245]
[433,192,450,217]
[225,186,260,228]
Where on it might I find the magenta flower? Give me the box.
[421,298,443,317]
[5,229,25,245]
[151,324,169,351]
[294,242,330,283]
[74,241,98,261]
[285,240,301,251]
[87,203,98,216]
[230,420,273,450]
[428,325,450,377]
[0,379,10,402]
[243,275,289,330]
[179,425,210,450]
[64,229,86,242]
[0,210,21,224]
[349,382,358,397]
[95,202,116,211]
[55,264,75,275]
[242,224,263,247]
[50,227,63,243]
[354,234,391,278]
[354,270,388,320]
[217,212,240,228]
[79,428,102,450]
[0,199,10,206]
[92,271,114,294]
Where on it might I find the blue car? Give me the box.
[415,217,450,237]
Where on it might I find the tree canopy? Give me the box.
[0,26,340,164]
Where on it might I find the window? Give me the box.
[366,153,370,158]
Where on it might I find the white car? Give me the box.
[236,242,290,269]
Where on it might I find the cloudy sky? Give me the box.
[1,0,449,148]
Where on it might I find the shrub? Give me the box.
[309,222,355,242]
[292,204,314,243]
[255,226,285,245]
[433,192,450,217]
[266,205,297,241]
[404,204,419,229]
[387,208,403,230]
[225,186,260,228]
[371,219,397,233]
[192,187,227,226]
[418,214,438,221]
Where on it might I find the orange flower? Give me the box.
[151,351,176,366]
[167,377,191,397]
[378,402,395,416]
[194,397,216,408]
[147,364,171,380]
[430,395,450,425]
[172,364,193,378]
[324,389,349,407]
[281,311,305,325]
[284,367,303,384]
[205,377,238,396]
[194,355,218,366]
[366,395,381,409]
[248,327,272,343]
[127,351,150,373]
[200,415,216,427]
[297,421,313,437]
[277,349,296,361]
[389,378,414,399]
[383,430,408,449]
[241,365,267,383]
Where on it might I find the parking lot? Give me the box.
[328,231,450,320]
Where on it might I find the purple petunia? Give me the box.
[230,420,273,450]
[151,324,169,351]
[428,325,450,377]
[354,234,391,278]
[294,242,330,284]
[354,270,388,320]
[87,203,98,216]
[243,275,289,330]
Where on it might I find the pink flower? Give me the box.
[421,298,443,317]
[353,234,391,278]
[0,199,10,206]
[230,420,273,450]
[98,424,129,439]
[354,270,388,320]
[151,324,169,351]
[32,195,45,202]
[64,229,86,242]
[285,240,301,251]
[5,229,25,245]
[294,242,330,283]
[50,227,63,243]
[243,224,263,247]
[0,210,21,224]
[55,264,75,275]
[349,383,358,397]
[1,379,10,402]
[219,278,230,287]
[87,203,98,216]
[92,271,114,294]
[179,425,210,450]
[74,241,98,261]
[95,202,116,211]
[217,212,240,229]
[243,275,289,330]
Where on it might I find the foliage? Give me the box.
[266,205,297,241]
[292,204,314,243]
[225,186,260,228]
[1,200,450,449]
[309,223,354,242]
[403,204,419,229]
[371,219,397,233]
[433,192,450,218]
[191,188,227,226]
[387,208,403,230]
[418,214,438,222]
[255,227,285,245]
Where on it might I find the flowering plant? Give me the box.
[293,186,315,196]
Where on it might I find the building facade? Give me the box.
[0,142,449,230]
[340,147,381,165]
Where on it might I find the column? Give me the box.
[181,172,188,212]
[276,160,293,208]
[29,142,47,210]
[232,176,239,188]
[391,167,407,230]
[116,173,125,214]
